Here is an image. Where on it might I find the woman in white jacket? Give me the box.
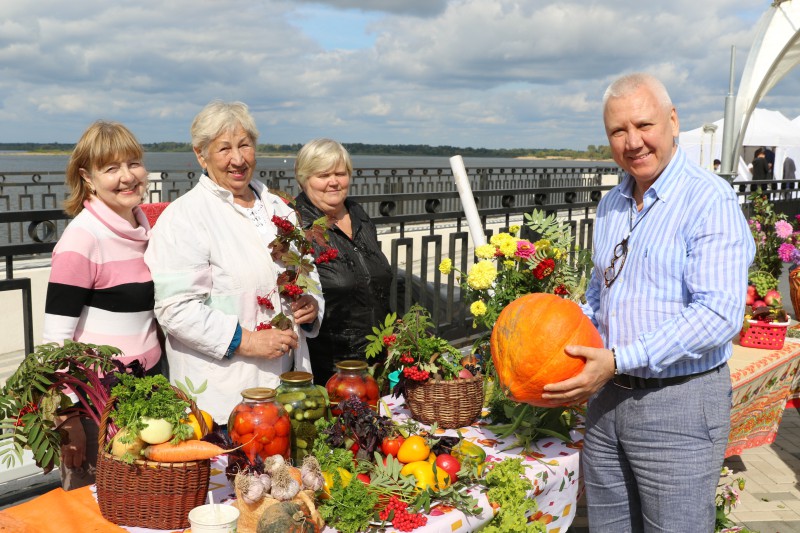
[144,100,323,424]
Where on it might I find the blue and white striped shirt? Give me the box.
[582,146,755,378]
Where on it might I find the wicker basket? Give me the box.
[95,386,211,530]
[739,320,789,350]
[404,375,484,429]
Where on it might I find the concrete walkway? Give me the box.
[569,407,800,532]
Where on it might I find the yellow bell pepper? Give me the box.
[321,467,353,499]
[185,411,214,440]
[400,460,450,491]
[397,435,431,463]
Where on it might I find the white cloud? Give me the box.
[0,0,794,149]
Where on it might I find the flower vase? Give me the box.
[789,267,800,321]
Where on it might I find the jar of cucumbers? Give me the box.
[276,371,328,463]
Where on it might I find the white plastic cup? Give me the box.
[188,504,239,533]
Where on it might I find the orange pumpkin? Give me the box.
[490,293,603,406]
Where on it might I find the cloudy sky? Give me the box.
[1,0,797,150]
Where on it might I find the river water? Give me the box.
[0,151,607,174]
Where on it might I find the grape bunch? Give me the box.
[749,271,778,298]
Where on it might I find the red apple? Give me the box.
[458,368,475,379]
[752,299,767,308]
[745,293,756,306]
[763,289,782,306]
[747,285,758,296]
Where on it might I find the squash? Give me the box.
[490,293,603,406]
[256,500,319,533]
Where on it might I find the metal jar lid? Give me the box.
[240,387,277,400]
[279,371,313,384]
[334,360,368,371]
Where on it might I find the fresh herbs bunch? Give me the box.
[365,304,468,392]
[318,396,394,459]
[486,393,580,452]
[0,341,139,471]
[110,373,193,444]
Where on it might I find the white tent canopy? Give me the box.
[680,108,800,181]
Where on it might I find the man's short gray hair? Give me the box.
[603,73,673,111]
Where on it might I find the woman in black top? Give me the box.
[293,139,393,385]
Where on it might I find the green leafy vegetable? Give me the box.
[481,458,545,533]
[318,472,378,533]
[110,374,193,445]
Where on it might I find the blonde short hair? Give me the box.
[294,138,353,187]
[190,100,259,158]
[64,121,144,216]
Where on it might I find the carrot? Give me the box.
[142,439,236,462]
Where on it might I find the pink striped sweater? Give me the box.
[43,198,161,371]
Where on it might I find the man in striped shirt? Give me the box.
[543,73,755,532]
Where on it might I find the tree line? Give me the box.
[0,142,613,160]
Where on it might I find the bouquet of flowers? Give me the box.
[438,209,592,337]
[747,191,792,278]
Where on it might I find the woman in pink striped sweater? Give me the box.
[42,121,161,490]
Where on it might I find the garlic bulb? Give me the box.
[270,464,300,501]
[263,454,286,476]
[234,472,265,505]
[300,455,324,492]
[258,473,272,494]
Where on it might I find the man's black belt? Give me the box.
[612,364,723,390]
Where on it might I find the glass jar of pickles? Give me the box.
[276,371,328,463]
[325,360,380,416]
[228,388,291,463]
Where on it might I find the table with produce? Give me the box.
[0,296,589,533]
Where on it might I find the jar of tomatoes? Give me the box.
[276,371,328,463]
[325,360,380,416]
[228,388,291,463]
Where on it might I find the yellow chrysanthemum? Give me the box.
[470,300,487,317]
[503,260,515,269]
[534,239,551,249]
[439,258,453,275]
[552,248,566,260]
[509,225,520,236]
[467,260,498,290]
[475,244,497,259]
[490,233,518,258]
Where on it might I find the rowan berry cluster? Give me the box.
[315,248,339,264]
[382,334,397,346]
[271,214,296,234]
[256,295,274,310]
[14,403,38,427]
[402,366,430,381]
[378,496,427,531]
[399,353,415,364]
[281,283,304,299]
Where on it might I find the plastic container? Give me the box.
[325,360,380,415]
[188,504,239,532]
[276,371,328,463]
[739,320,789,350]
[228,388,291,462]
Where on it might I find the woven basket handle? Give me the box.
[97,385,210,451]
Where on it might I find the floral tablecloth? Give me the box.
[0,396,582,533]
[726,336,800,457]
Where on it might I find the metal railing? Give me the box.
[6,165,799,348]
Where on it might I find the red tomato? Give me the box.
[356,473,371,484]
[364,378,380,402]
[343,376,366,397]
[233,412,255,435]
[239,433,261,460]
[381,435,405,457]
[273,416,291,438]
[435,453,461,482]
[257,426,276,444]
[263,435,289,458]
[253,402,279,425]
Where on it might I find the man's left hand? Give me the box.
[540,345,615,406]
